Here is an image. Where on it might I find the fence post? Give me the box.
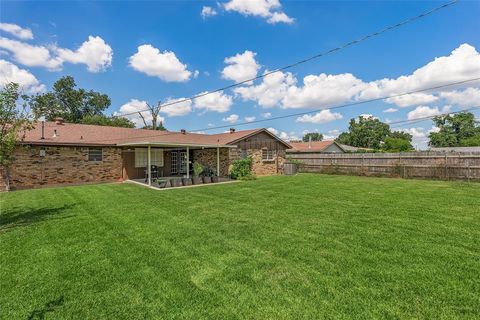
[444,154,448,180]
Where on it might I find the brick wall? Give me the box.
[0,166,8,192]
[8,145,123,190]
[192,148,230,176]
[229,148,286,175]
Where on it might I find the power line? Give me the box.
[390,106,480,128]
[113,0,459,118]
[87,77,480,143]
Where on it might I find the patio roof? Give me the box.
[117,141,237,148]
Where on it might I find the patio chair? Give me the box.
[144,165,159,182]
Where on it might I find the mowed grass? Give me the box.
[1,175,479,319]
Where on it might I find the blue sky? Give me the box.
[1,0,479,148]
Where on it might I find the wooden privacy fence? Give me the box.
[286,152,480,181]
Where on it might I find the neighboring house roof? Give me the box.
[429,146,480,152]
[338,144,374,152]
[287,140,345,153]
[20,122,290,148]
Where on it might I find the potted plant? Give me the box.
[201,165,214,183]
[170,178,182,187]
[181,177,192,186]
[211,168,219,183]
[192,162,203,185]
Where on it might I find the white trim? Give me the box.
[118,142,237,148]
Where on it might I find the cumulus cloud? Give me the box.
[116,99,165,128]
[0,35,113,72]
[194,91,233,113]
[0,59,45,93]
[267,127,298,141]
[234,70,295,107]
[402,127,426,139]
[244,116,256,122]
[385,93,439,108]
[160,98,192,117]
[222,50,260,84]
[223,0,294,24]
[296,109,343,124]
[129,44,192,82]
[0,23,33,40]
[0,37,62,70]
[407,105,451,120]
[56,36,112,72]
[223,114,239,124]
[439,87,480,108]
[201,6,218,19]
[383,108,398,113]
[261,112,272,118]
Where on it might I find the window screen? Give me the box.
[135,148,164,168]
[262,149,274,161]
[88,148,103,162]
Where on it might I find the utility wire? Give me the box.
[113,0,459,118]
[87,77,480,143]
[390,106,480,128]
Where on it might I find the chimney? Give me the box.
[54,117,64,125]
[230,128,236,134]
[53,129,58,138]
[40,120,45,140]
[180,129,186,134]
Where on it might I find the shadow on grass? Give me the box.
[28,295,64,320]
[0,204,76,231]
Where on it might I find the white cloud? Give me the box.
[296,109,343,124]
[360,44,480,103]
[0,59,45,93]
[439,87,480,108]
[267,127,279,135]
[407,105,451,120]
[56,36,112,72]
[385,93,438,108]
[201,6,218,19]
[0,23,33,40]
[383,108,398,113]
[0,37,62,70]
[402,127,426,139]
[160,98,192,117]
[194,91,233,113]
[244,116,256,122]
[222,50,260,84]
[267,127,298,141]
[117,99,165,128]
[261,112,271,118]
[0,35,113,72]
[282,73,366,109]
[234,70,295,107]
[223,0,294,24]
[129,44,192,82]
[223,114,239,124]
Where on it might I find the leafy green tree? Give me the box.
[0,83,34,190]
[336,116,391,149]
[80,114,135,128]
[30,76,111,123]
[383,137,413,152]
[429,112,480,147]
[302,132,323,142]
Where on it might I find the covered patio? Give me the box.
[119,141,235,187]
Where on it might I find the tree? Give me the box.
[80,114,135,128]
[0,83,34,190]
[138,101,166,131]
[383,137,413,152]
[429,112,480,147]
[30,76,111,123]
[302,132,323,142]
[335,116,391,149]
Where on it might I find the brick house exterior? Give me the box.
[1,121,290,191]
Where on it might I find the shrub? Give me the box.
[230,157,254,179]
[193,162,203,177]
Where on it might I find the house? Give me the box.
[287,140,346,154]
[429,146,480,153]
[1,119,291,190]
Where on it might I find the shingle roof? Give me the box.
[20,122,288,147]
[288,140,343,152]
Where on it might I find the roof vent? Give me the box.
[53,129,58,138]
[54,117,64,125]
[180,129,186,134]
[230,128,236,133]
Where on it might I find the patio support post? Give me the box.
[216,147,220,177]
[147,145,151,186]
[186,146,190,178]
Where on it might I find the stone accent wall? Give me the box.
[229,147,286,176]
[0,166,8,192]
[8,145,123,190]
[192,148,230,176]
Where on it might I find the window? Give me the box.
[171,151,178,174]
[135,148,164,168]
[88,148,103,162]
[262,149,274,161]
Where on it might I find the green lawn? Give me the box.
[1,175,479,319]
